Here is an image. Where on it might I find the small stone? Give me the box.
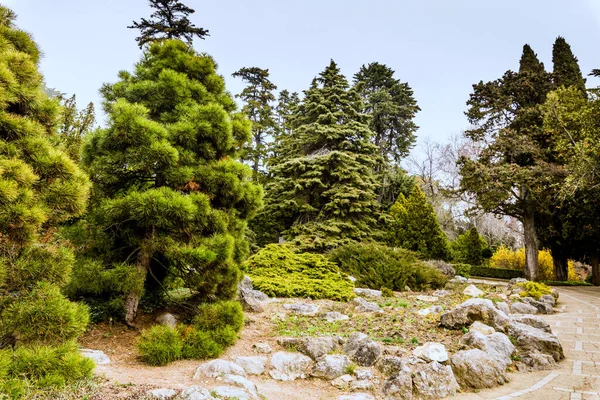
[311,354,352,380]
[354,288,382,297]
[211,386,250,400]
[179,386,215,400]
[148,388,177,400]
[510,302,538,315]
[156,313,178,328]
[404,285,413,292]
[451,275,468,283]
[238,276,269,313]
[417,305,443,316]
[252,342,273,354]
[232,356,266,375]
[415,295,438,302]
[433,290,450,297]
[331,374,355,388]
[269,352,312,381]
[348,275,357,282]
[352,297,383,313]
[223,374,258,398]
[463,284,484,297]
[470,321,495,335]
[338,394,375,400]
[193,360,246,379]
[283,302,319,315]
[324,311,350,322]
[382,346,407,357]
[349,380,373,390]
[80,349,110,365]
[354,368,373,380]
[413,342,448,363]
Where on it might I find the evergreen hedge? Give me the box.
[469,266,524,280]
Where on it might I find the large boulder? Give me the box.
[440,298,509,331]
[381,369,413,400]
[193,360,246,379]
[470,321,495,335]
[459,331,514,367]
[495,301,511,315]
[412,342,448,363]
[343,332,382,366]
[451,349,508,389]
[412,361,459,399]
[310,355,352,380]
[507,322,564,362]
[510,314,552,334]
[425,260,455,277]
[238,276,269,313]
[376,356,424,376]
[232,356,267,375]
[269,352,312,381]
[511,301,539,314]
[521,297,554,314]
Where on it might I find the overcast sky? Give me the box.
[5,0,600,152]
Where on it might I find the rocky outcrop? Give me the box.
[459,330,514,367]
[451,349,508,389]
[507,322,564,362]
[440,298,509,331]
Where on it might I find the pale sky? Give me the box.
[5,0,600,151]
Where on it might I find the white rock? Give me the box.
[348,275,357,282]
[415,295,438,302]
[451,275,468,283]
[463,284,484,297]
[433,290,451,297]
[470,321,495,335]
[350,380,374,390]
[412,342,448,363]
[269,352,312,381]
[354,288,382,297]
[451,349,508,389]
[223,374,258,398]
[354,368,373,380]
[511,302,538,315]
[352,297,383,313]
[324,311,350,322]
[252,342,272,354]
[148,388,177,399]
[412,361,459,399]
[232,356,266,375]
[283,303,320,315]
[338,394,375,400]
[331,373,355,388]
[496,301,511,315]
[179,387,215,400]
[459,330,515,367]
[211,386,250,400]
[417,305,443,316]
[310,355,352,380]
[193,360,246,379]
[80,349,110,365]
[156,313,177,328]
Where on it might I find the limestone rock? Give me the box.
[354,288,382,298]
[278,336,341,360]
[510,301,539,314]
[440,298,509,331]
[412,342,448,363]
[539,294,556,307]
[80,349,110,365]
[156,313,178,328]
[331,374,354,388]
[324,311,350,322]
[412,361,459,399]
[232,356,267,375]
[470,321,495,335]
[252,342,273,354]
[354,369,373,380]
[343,332,381,366]
[376,356,410,376]
[350,379,374,391]
[450,275,468,283]
[193,360,246,379]
[381,369,413,400]
[417,305,443,316]
[269,351,312,381]
[338,394,375,400]
[223,374,258,398]
[463,284,484,297]
[433,289,451,297]
[180,387,215,400]
[521,297,554,314]
[510,314,552,334]
[495,301,511,315]
[451,349,508,389]
[311,355,352,380]
[148,388,177,399]
[238,276,269,313]
[353,297,383,313]
[415,295,438,302]
[507,322,564,362]
[283,302,319,315]
[459,331,514,367]
[211,386,250,400]
[521,353,557,370]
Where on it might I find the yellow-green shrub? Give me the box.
[137,325,183,366]
[516,281,552,300]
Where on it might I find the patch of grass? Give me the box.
[344,363,356,375]
[410,337,419,344]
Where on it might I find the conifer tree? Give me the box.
[552,37,586,95]
[263,60,380,251]
[389,186,450,260]
[452,227,487,265]
[57,94,96,161]
[80,39,262,325]
[232,67,277,179]
[0,6,92,390]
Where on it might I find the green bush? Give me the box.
[329,242,447,291]
[469,266,524,279]
[180,326,222,360]
[193,301,244,333]
[516,281,552,300]
[137,325,183,366]
[246,244,354,301]
[544,280,592,286]
[453,263,471,278]
[381,287,394,297]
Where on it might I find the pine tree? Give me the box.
[263,60,380,251]
[452,227,487,265]
[389,186,450,260]
[232,67,277,179]
[128,0,209,48]
[552,37,586,95]
[57,94,96,161]
[80,39,262,325]
[0,6,92,390]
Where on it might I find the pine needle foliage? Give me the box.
[79,39,262,325]
[0,7,92,396]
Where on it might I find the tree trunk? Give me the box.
[124,238,153,326]
[522,209,539,281]
[551,247,569,282]
[592,253,600,286]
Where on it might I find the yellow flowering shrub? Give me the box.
[490,246,580,281]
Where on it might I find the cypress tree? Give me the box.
[552,37,586,95]
[389,186,450,260]
[263,60,380,251]
[80,39,262,325]
[0,6,93,391]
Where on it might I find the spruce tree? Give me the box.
[232,67,277,179]
[452,227,487,265]
[389,186,450,260]
[552,37,586,95]
[80,39,262,325]
[263,60,380,251]
[0,6,93,391]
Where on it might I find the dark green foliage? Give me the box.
[180,327,222,359]
[137,325,183,366]
[389,186,451,260]
[128,0,209,48]
[552,37,586,95]
[544,280,592,286]
[193,301,244,333]
[469,266,524,280]
[262,60,381,252]
[328,242,447,291]
[80,38,262,324]
[246,244,354,301]
[451,227,488,265]
[57,94,96,161]
[381,287,394,297]
[453,264,471,278]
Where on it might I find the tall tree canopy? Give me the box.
[0,6,93,390]
[128,0,209,48]
[552,37,586,95]
[78,39,262,325]
[263,60,380,251]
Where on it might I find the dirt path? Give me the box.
[455,286,600,400]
